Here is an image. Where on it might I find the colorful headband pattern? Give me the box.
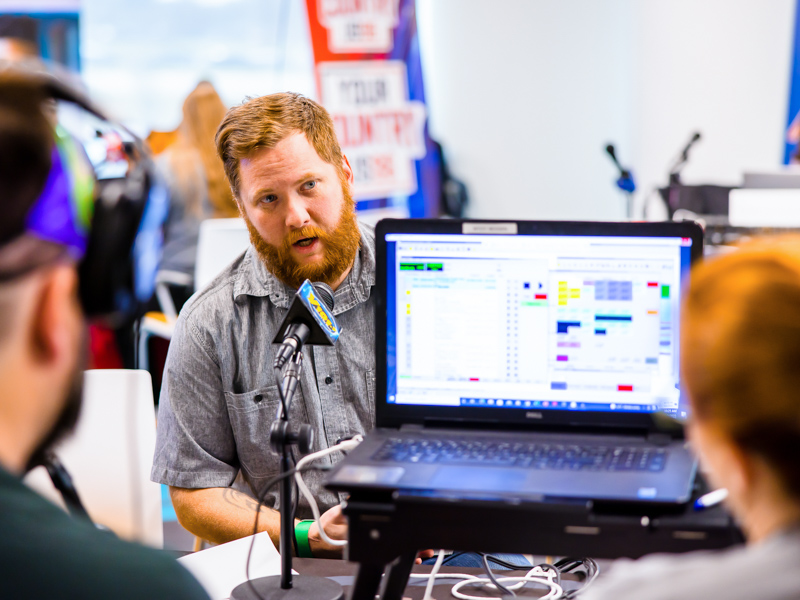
[25,125,95,259]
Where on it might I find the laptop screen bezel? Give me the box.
[374,218,704,432]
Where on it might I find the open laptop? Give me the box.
[326,219,704,508]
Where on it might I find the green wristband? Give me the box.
[295,519,315,558]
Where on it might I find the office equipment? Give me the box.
[230,282,344,600]
[341,480,741,600]
[694,488,729,511]
[742,167,800,189]
[728,188,800,227]
[327,219,703,508]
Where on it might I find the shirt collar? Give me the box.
[233,221,375,315]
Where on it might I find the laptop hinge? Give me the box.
[647,432,672,446]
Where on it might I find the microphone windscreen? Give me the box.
[605,144,616,159]
[312,282,335,311]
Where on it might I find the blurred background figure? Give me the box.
[0,15,39,62]
[155,81,237,302]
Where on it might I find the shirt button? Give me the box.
[325,376,333,385]
[254,394,263,403]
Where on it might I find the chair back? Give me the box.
[194,217,251,291]
[24,369,163,548]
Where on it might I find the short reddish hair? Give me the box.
[215,92,343,199]
[682,235,800,498]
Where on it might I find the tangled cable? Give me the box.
[410,551,599,600]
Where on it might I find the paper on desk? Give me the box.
[178,531,295,600]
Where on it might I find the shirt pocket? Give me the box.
[224,384,307,479]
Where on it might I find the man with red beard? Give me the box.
[152,93,374,556]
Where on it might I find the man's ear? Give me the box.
[341,155,354,185]
[30,266,79,366]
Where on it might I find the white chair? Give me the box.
[137,269,191,372]
[24,369,164,548]
[194,217,251,290]
[137,217,249,373]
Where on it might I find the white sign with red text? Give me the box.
[317,0,399,53]
[319,60,427,200]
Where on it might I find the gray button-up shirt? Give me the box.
[151,222,376,516]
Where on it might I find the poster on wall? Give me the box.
[306,0,440,218]
[786,0,800,164]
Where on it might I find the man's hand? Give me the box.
[307,504,348,558]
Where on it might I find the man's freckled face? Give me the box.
[236,131,361,290]
[237,132,346,267]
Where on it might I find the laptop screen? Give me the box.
[379,221,703,428]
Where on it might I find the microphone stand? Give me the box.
[666,133,701,219]
[605,144,636,219]
[231,350,343,600]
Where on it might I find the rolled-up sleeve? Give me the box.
[151,309,239,489]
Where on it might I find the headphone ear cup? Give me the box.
[78,165,149,322]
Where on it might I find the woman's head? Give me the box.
[174,81,237,218]
[682,236,800,508]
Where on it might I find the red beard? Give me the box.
[244,185,361,290]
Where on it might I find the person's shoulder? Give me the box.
[358,220,376,246]
[583,539,800,600]
[0,478,208,599]
[179,248,249,324]
[357,221,376,278]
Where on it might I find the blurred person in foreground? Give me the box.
[158,81,238,298]
[0,72,208,598]
[584,236,800,600]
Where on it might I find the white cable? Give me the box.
[422,549,446,600]
[451,574,563,600]
[410,565,563,600]
[294,434,363,547]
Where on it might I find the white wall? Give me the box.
[630,0,795,219]
[417,0,796,221]
[80,0,316,136]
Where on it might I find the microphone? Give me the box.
[272,279,341,370]
[681,132,702,160]
[605,144,621,169]
[670,131,702,179]
[605,143,636,193]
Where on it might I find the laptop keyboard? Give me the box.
[372,438,668,472]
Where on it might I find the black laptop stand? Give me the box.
[339,477,742,600]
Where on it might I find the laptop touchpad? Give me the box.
[430,467,525,492]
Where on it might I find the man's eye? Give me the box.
[303,180,317,190]
[261,194,277,204]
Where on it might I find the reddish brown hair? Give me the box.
[170,81,237,218]
[682,235,800,498]
[215,92,343,200]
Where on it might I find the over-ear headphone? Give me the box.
[36,72,167,325]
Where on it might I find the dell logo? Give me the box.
[526,411,543,419]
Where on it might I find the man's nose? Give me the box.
[284,194,311,229]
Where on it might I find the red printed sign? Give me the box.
[306,0,431,205]
[317,0,399,53]
[319,61,426,198]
